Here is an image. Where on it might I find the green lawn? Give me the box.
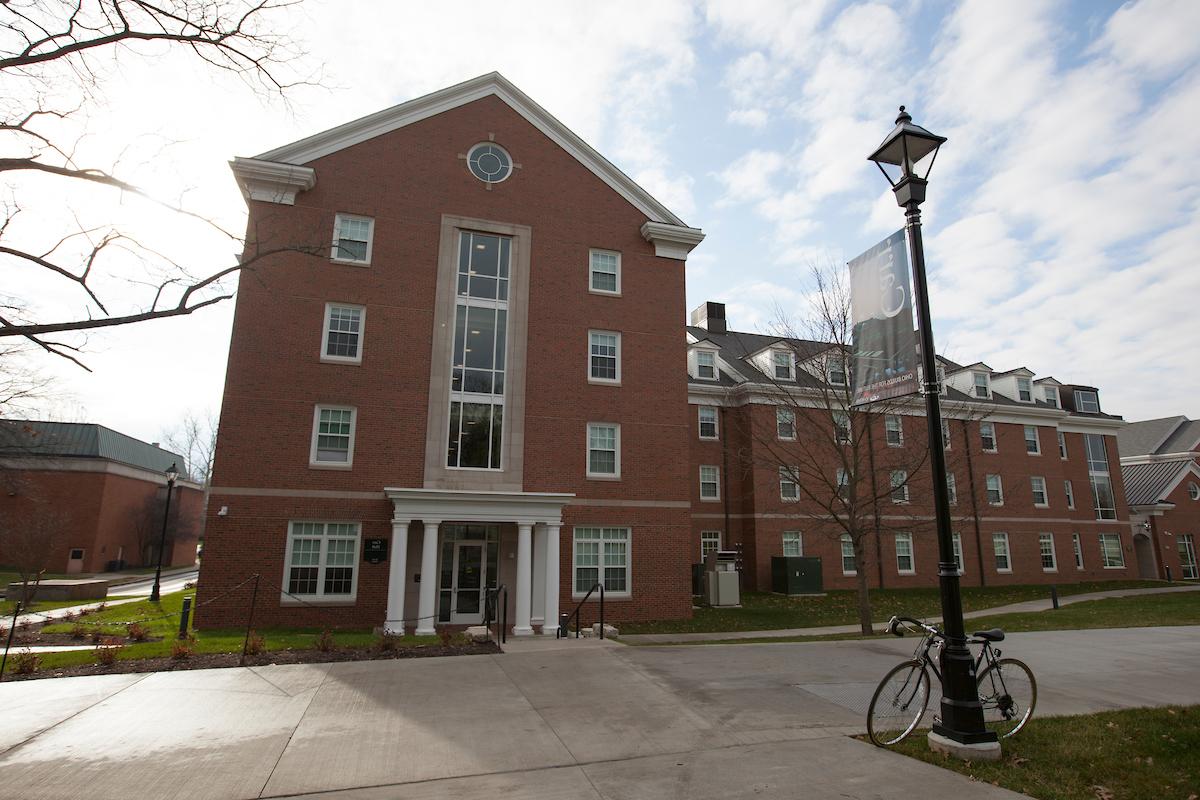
[890,706,1199,800]
[619,581,1177,635]
[27,591,436,671]
[0,596,122,617]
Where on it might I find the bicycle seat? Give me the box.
[971,628,1005,642]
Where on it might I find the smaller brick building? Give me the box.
[1119,416,1200,581]
[0,421,202,574]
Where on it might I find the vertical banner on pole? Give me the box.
[849,229,919,406]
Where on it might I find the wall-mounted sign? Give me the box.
[363,538,388,564]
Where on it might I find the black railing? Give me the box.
[559,582,605,639]
[483,585,507,645]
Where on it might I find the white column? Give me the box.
[415,520,440,636]
[514,521,534,635]
[384,520,410,635]
[543,522,560,636]
[531,524,547,627]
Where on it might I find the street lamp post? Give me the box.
[868,107,1001,760]
[149,462,179,604]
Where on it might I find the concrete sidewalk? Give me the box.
[620,583,1200,644]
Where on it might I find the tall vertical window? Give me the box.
[980,422,997,452]
[698,406,719,439]
[1031,476,1048,506]
[586,423,619,478]
[573,527,629,594]
[1178,534,1197,580]
[946,472,957,505]
[1017,377,1033,402]
[589,249,620,294]
[331,214,374,264]
[1072,533,1084,569]
[836,468,849,499]
[699,465,720,500]
[321,304,365,363]
[973,372,991,398]
[588,330,620,383]
[952,532,964,575]
[1058,431,1068,459]
[285,522,360,600]
[780,467,800,501]
[311,406,356,466]
[777,407,796,439]
[701,530,722,558]
[1084,433,1117,519]
[1044,386,1059,407]
[1039,533,1057,571]
[986,474,1004,505]
[885,415,903,446]
[1064,480,1075,509]
[1024,425,1040,454]
[773,350,793,380]
[993,532,1011,572]
[890,470,909,503]
[941,419,951,449]
[834,411,851,444]
[1099,533,1125,568]
[841,534,856,574]
[696,350,717,380]
[895,532,914,574]
[783,530,803,556]
[448,231,509,470]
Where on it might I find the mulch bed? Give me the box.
[2,640,502,681]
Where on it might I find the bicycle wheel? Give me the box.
[976,657,1036,738]
[867,660,931,746]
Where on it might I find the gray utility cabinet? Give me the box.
[771,556,823,595]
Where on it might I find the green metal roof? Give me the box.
[0,420,183,473]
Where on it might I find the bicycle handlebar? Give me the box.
[885,615,941,638]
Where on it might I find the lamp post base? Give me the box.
[928,730,1002,761]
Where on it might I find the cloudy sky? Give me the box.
[8,0,1199,445]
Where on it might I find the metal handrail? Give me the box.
[484,585,507,645]
[560,582,605,639]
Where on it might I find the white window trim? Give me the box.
[701,530,722,557]
[941,419,951,450]
[331,213,375,266]
[895,532,915,575]
[1065,480,1076,510]
[1188,482,1199,501]
[986,474,1004,506]
[777,407,796,441]
[1016,377,1034,403]
[572,526,631,598]
[780,467,800,502]
[885,415,904,447]
[1075,390,1100,413]
[1031,476,1049,508]
[1039,533,1058,572]
[891,470,910,504]
[699,465,721,502]
[320,302,366,365]
[1099,533,1126,569]
[1073,532,1084,570]
[694,349,719,381]
[947,472,958,506]
[1058,431,1068,460]
[588,248,621,296]
[1044,386,1060,408]
[588,329,622,385]
[782,530,803,557]
[993,532,1012,573]
[698,406,719,440]
[1025,425,1041,455]
[282,521,361,604]
[310,405,357,469]
[772,350,794,381]
[834,412,851,445]
[840,534,857,576]
[973,371,991,399]
[952,532,965,575]
[585,422,621,480]
[981,422,998,453]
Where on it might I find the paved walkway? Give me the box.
[620,583,1200,644]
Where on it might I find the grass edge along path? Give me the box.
[887,706,1198,800]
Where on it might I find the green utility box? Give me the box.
[771,556,824,595]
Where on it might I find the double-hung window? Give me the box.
[1084,434,1117,519]
[986,474,1004,505]
[1074,390,1100,413]
[586,423,620,478]
[698,406,719,439]
[895,532,914,574]
[890,470,909,504]
[827,357,847,387]
[331,214,374,264]
[1178,534,1197,580]
[952,532,965,575]
[941,419,951,449]
[1044,386,1060,407]
[946,472,958,505]
[321,303,365,363]
[973,372,991,398]
[285,522,360,600]
[1031,476,1048,507]
[780,467,799,502]
[1073,533,1084,569]
[311,405,356,467]
[1058,431,1068,459]
[773,350,793,380]
[783,531,803,557]
[1039,533,1057,571]
[1024,425,1040,454]
[980,422,997,452]
[836,468,849,500]
[777,407,796,440]
[589,249,620,294]
[1099,533,1125,568]
[696,350,717,380]
[885,415,903,446]
[699,465,720,500]
[589,330,620,383]
[1017,377,1033,402]
[1064,480,1076,509]
[993,532,1011,572]
[840,534,856,575]
[834,411,851,444]
[573,527,629,595]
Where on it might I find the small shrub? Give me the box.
[244,631,265,656]
[77,608,90,617]
[95,602,107,612]
[125,622,149,642]
[95,639,123,666]
[12,649,40,675]
[314,629,335,652]
[183,581,197,589]
[91,628,105,644]
[70,623,87,640]
[170,639,192,660]
[437,628,457,647]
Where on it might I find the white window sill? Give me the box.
[571,592,630,601]
[588,378,621,386]
[1042,568,1058,573]
[1027,451,1041,456]
[989,502,1004,507]
[892,500,910,505]
[887,443,903,448]
[996,568,1012,574]
[586,474,621,481]
[700,496,721,503]
[588,288,621,297]
[280,596,357,606]
[983,449,998,454]
[330,257,371,267]
[1102,565,1126,570]
[320,356,362,366]
[1034,504,1049,509]
[842,571,857,577]
[781,497,799,503]
[310,461,354,470]
[699,435,719,441]
[898,570,915,576]
[694,374,719,381]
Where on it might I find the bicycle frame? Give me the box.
[901,621,1002,685]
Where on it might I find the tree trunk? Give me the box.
[855,539,873,635]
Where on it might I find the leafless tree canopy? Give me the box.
[160,409,217,483]
[0,1,323,371]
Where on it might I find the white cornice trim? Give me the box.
[245,72,687,226]
[229,157,316,206]
[383,486,574,525]
[2,457,204,489]
[640,221,706,261]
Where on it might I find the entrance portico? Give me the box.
[384,487,573,636]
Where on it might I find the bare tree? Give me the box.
[0,1,325,368]
[131,484,197,566]
[160,409,217,484]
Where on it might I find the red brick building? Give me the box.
[0,421,202,575]
[686,303,1139,592]
[199,74,704,632]
[1118,416,1200,581]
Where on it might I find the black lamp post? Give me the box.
[149,462,179,603]
[868,107,1000,758]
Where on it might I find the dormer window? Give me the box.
[973,372,991,399]
[1017,377,1033,402]
[773,351,794,381]
[1074,390,1100,413]
[1043,386,1059,408]
[696,350,717,381]
[827,356,847,386]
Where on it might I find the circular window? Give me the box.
[467,142,512,184]
[1189,482,1200,501]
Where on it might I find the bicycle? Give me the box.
[866,615,1037,746]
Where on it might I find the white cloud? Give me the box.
[1093,0,1200,79]
[715,149,785,205]
[727,108,769,128]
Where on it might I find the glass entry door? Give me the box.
[450,541,486,623]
